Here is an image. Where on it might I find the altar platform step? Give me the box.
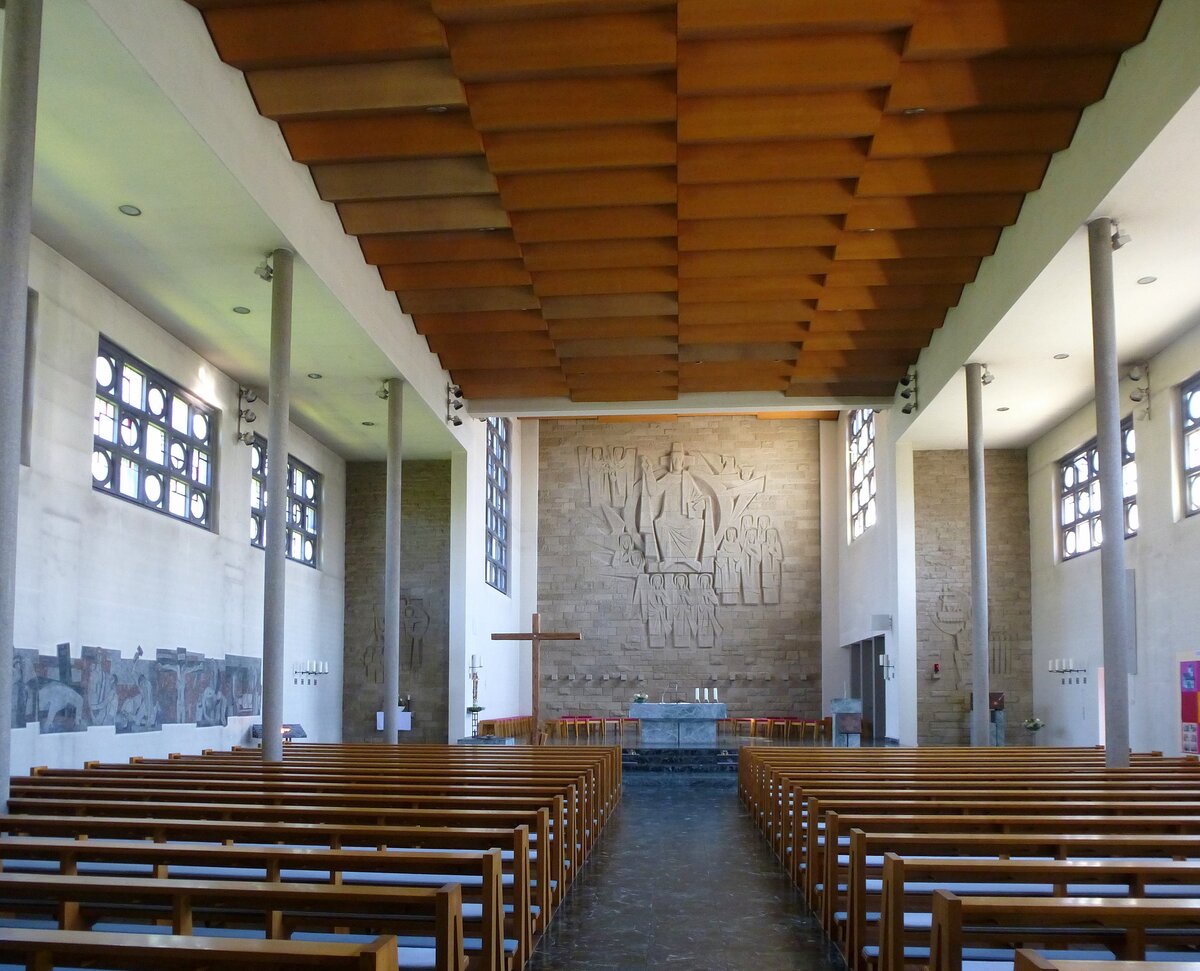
[621,745,740,772]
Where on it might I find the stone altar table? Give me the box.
[629,702,727,745]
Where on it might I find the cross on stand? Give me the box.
[492,613,580,741]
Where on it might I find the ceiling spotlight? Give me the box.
[376,383,390,401]
[1127,362,1151,417]
[449,414,464,427]
[236,430,255,445]
[117,204,142,217]
[1129,388,1146,403]
[254,256,274,282]
[1111,220,1131,250]
[981,367,995,386]
[899,385,916,400]
[448,384,463,399]
[239,408,257,424]
[240,387,258,404]
[446,383,466,425]
[901,401,917,415]
[232,306,251,315]
[1137,276,1157,285]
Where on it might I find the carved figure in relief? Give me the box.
[670,573,694,647]
[401,597,431,669]
[637,445,714,570]
[578,446,637,508]
[930,591,971,688]
[634,573,670,648]
[762,526,784,604]
[84,653,118,726]
[610,532,644,573]
[715,527,743,604]
[742,526,763,605]
[692,574,722,648]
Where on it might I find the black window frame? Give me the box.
[249,432,321,569]
[92,336,217,530]
[848,408,877,541]
[1183,370,1200,517]
[485,416,511,594]
[1059,415,1138,560]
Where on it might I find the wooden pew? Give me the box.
[0,873,466,971]
[876,856,1200,971]
[0,927,402,971]
[929,891,1200,971]
[0,835,519,971]
[1016,949,1200,971]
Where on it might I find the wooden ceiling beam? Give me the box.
[380,259,532,290]
[312,157,497,202]
[678,300,815,325]
[498,168,676,211]
[484,124,676,173]
[791,364,909,383]
[547,316,678,339]
[886,55,1119,112]
[679,248,833,278]
[823,256,981,287]
[360,230,521,265]
[679,180,855,219]
[678,275,824,304]
[571,386,678,402]
[532,266,677,296]
[200,0,448,69]
[568,369,678,388]
[556,338,679,358]
[816,284,963,311]
[679,90,884,142]
[801,330,933,351]
[842,194,1023,231]
[808,308,946,331]
[681,322,810,344]
[905,0,1159,60]
[434,0,677,24]
[437,347,561,369]
[247,59,465,119]
[465,75,676,130]
[563,355,679,375]
[833,227,1001,259]
[340,195,510,234]
[541,292,678,318]
[678,0,916,40]
[398,286,540,314]
[784,379,897,398]
[855,155,1049,197]
[679,138,868,184]
[413,309,548,334]
[511,205,676,242]
[679,342,800,363]
[679,215,843,250]
[426,331,554,354]
[453,371,570,396]
[523,238,678,271]
[445,12,676,81]
[282,112,483,163]
[870,109,1079,157]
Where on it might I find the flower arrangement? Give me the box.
[632,693,648,704]
[1023,716,1044,732]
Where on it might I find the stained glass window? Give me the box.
[849,409,877,540]
[486,417,511,594]
[249,433,320,568]
[1183,372,1200,517]
[1059,417,1137,559]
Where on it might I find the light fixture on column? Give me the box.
[446,382,465,426]
[1111,219,1131,250]
[981,366,995,386]
[254,254,275,282]
[899,368,918,415]
[1127,362,1151,418]
[236,387,258,445]
[375,381,390,401]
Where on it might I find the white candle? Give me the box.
[695,687,700,701]
[322,661,328,674]
[713,687,719,702]
[471,654,479,668]
[704,687,710,702]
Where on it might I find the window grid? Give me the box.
[1059,417,1137,560]
[848,408,877,540]
[485,417,511,594]
[92,337,215,529]
[249,433,320,568]
[1183,372,1200,516]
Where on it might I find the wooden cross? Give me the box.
[492,613,581,733]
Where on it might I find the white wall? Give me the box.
[820,410,917,743]
[446,417,535,741]
[12,238,345,772]
[1028,320,1200,753]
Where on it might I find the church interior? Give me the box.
[4,1,1200,969]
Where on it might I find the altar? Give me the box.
[629,702,727,745]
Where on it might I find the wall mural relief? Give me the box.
[11,642,261,734]
[358,591,432,683]
[580,442,783,649]
[928,588,1016,689]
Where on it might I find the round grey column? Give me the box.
[965,362,991,746]
[382,378,403,743]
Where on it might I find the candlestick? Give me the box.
[695,687,700,701]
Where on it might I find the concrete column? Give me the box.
[0,0,44,811]
[20,289,38,467]
[1087,217,1132,768]
[965,362,991,746]
[382,378,404,742]
[261,248,294,763]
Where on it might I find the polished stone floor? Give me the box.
[526,774,843,971]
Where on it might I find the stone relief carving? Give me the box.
[930,590,1019,687]
[579,442,783,649]
[361,593,432,678]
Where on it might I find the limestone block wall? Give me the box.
[914,449,1033,745]
[537,417,822,720]
[342,461,451,742]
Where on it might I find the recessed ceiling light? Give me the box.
[996,406,1010,412]
[1053,353,1070,360]
[361,421,376,427]
[1137,275,1158,285]
[902,107,926,116]
[307,372,323,380]
[232,306,251,315]
[117,204,142,217]
[424,104,450,113]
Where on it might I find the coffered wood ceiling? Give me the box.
[186,0,1159,407]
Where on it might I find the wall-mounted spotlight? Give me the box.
[236,387,259,445]
[1127,362,1151,418]
[446,383,465,426]
[254,255,274,282]
[1111,219,1131,250]
[981,366,995,386]
[898,368,918,415]
[375,382,390,401]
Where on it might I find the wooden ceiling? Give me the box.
[187,0,1159,406]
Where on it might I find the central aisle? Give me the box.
[526,773,842,971]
